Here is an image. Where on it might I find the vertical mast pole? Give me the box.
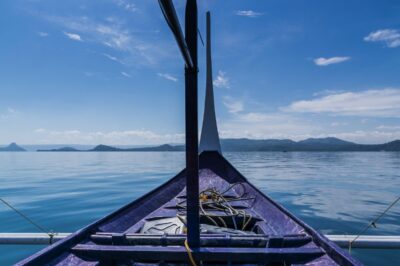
[199,11,221,153]
[185,0,199,248]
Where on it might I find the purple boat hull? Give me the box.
[17,151,362,265]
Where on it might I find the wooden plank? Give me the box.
[72,244,324,263]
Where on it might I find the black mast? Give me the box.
[158,0,199,249]
[184,0,200,249]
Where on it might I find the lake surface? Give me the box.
[0,152,399,265]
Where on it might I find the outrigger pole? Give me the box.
[158,0,200,248]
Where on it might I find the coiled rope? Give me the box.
[177,183,254,231]
[178,183,254,266]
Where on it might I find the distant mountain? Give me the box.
[89,144,184,152]
[37,147,79,152]
[0,142,26,152]
[33,138,400,152]
[90,145,121,152]
[221,138,400,152]
[24,144,95,152]
[298,137,354,146]
[125,144,184,152]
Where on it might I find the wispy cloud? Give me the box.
[326,130,400,144]
[37,31,48,37]
[213,71,230,89]
[34,128,46,133]
[34,129,184,145]
[376,125,400,130]
[47,16,171,66]
[114,0,137,13]
[364,29,400,48]
[63,31,82,41]
[235,10,263,18]
[313,56,350,66]
[219,111,319,140]
[157,73,178,82]
[223,96,244,114]
[101,53,124,64]
[330,122,347,127]
[121,71,131,77]
[220,108,400,143]
[83,71,95,77]
[284,88,400,117]
[0,108,19,119]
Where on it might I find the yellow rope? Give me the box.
[184,239,197,266]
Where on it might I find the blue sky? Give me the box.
[1,0,400,145]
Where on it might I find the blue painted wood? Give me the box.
[72,245,325,263]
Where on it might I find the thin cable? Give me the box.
[349,195,400,252]
[198,28,204,46]
[0,198,49,235]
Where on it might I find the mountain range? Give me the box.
[220,137,400,151]
[29,137,400,152]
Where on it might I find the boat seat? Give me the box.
[71,244,324,264]
[89,233,313,248]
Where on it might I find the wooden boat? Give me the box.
[18,1,361,265]
[18,151,361,265]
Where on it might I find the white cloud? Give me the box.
[219,112,319,140]
[121,71,131,77]
[220,112,400,144]
[313,56,350,66]
[235,10,262,18]
[328,130,400,144]
[223,96,244,114]
[285,89,400,117]
[34,129,184,145]
[63,31,82,41]
[213,71,230,89]
[376,125,400,130]
[37,31,49,37]
[114,0,137,13]
[364,29,400,48]
[157,73,178,82]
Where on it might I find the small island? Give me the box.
[0,142,26,152]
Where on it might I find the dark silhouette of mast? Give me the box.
[158,0,199,248]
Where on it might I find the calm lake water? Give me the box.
[0,152,399,265]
